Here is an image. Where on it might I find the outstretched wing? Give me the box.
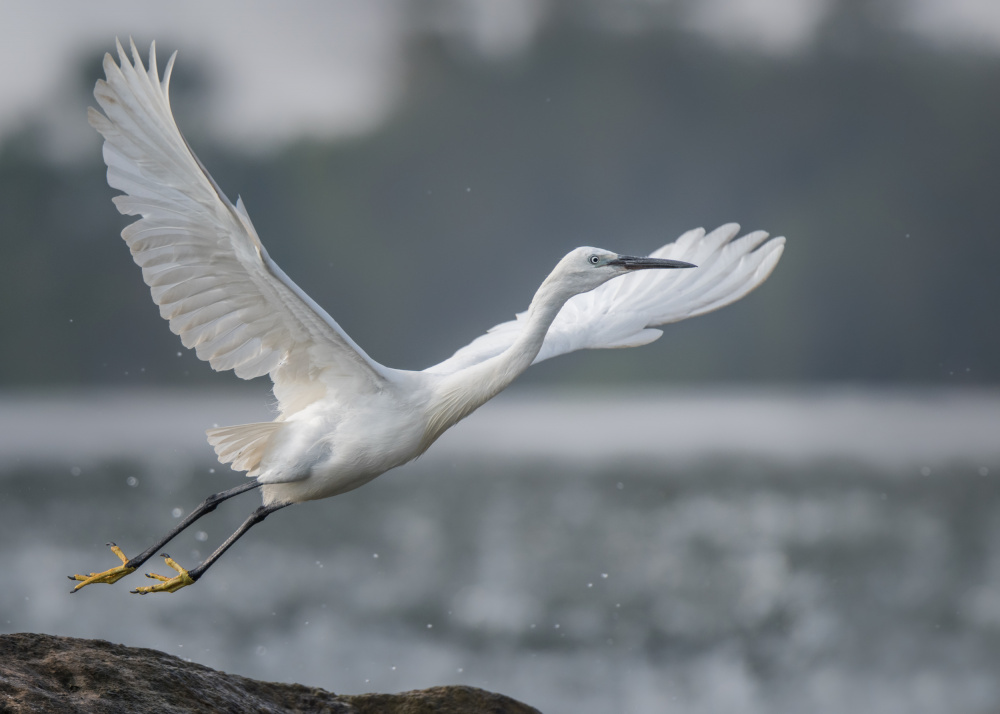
[91,40,393,418]
[428,224,784,374]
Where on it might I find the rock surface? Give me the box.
[0,633,542,714]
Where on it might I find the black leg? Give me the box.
[69,479,261,593]
[131,502,289,594]
[125,480,262,570]
[188,502,289,581]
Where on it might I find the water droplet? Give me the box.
[457,667,464,673]
[176,352,182,357]
[70,466,82,477]
[171,507,183,518]
[616,482,624,490]
[601,573,609,579]
[554,623,560,629]
[195,531,208,542]
[208,468,215,474]
[372,553,379,559]
[426,623,433,629]
[391,666,396,671]
[315,560,324,568]
[255,645,266,656]
[587,583,593,588]
[126,476,138,487]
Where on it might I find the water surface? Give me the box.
[1,388,997,713]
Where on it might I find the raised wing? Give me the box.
[428,224,784,374]
[91,40,393,417]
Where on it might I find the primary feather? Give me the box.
[90,39,392,429]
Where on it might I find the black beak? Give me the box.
[610,255,697,270]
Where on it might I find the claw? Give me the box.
[69,543,136,593]
[131,554,195,594]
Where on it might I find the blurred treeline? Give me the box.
[1,10,998,388]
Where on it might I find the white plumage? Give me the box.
[431,224,782,373]
[75,40,784,594]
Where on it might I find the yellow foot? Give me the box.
[131,554,196,594]
[69,543,137,593]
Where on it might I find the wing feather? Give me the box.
[429,224,784,374]
[92,40,394,414]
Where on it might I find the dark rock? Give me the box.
[0,633,542,714]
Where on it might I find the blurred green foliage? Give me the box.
[1,18,997,387]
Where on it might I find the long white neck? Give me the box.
[420,271,576,449]
[487,273,573,386]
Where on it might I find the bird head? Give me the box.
[552,247,696,294]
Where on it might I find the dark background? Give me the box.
[1,0,997,388]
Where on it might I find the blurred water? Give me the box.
[2,388,999,713]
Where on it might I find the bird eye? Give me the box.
[589,255,600,265]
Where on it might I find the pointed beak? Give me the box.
[610,255,697,270]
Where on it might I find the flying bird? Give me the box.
[71,41,784,595]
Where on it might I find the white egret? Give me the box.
[71,41,784,595]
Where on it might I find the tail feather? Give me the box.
[206,422,283,477]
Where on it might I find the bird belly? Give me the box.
[258,399,428,506]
